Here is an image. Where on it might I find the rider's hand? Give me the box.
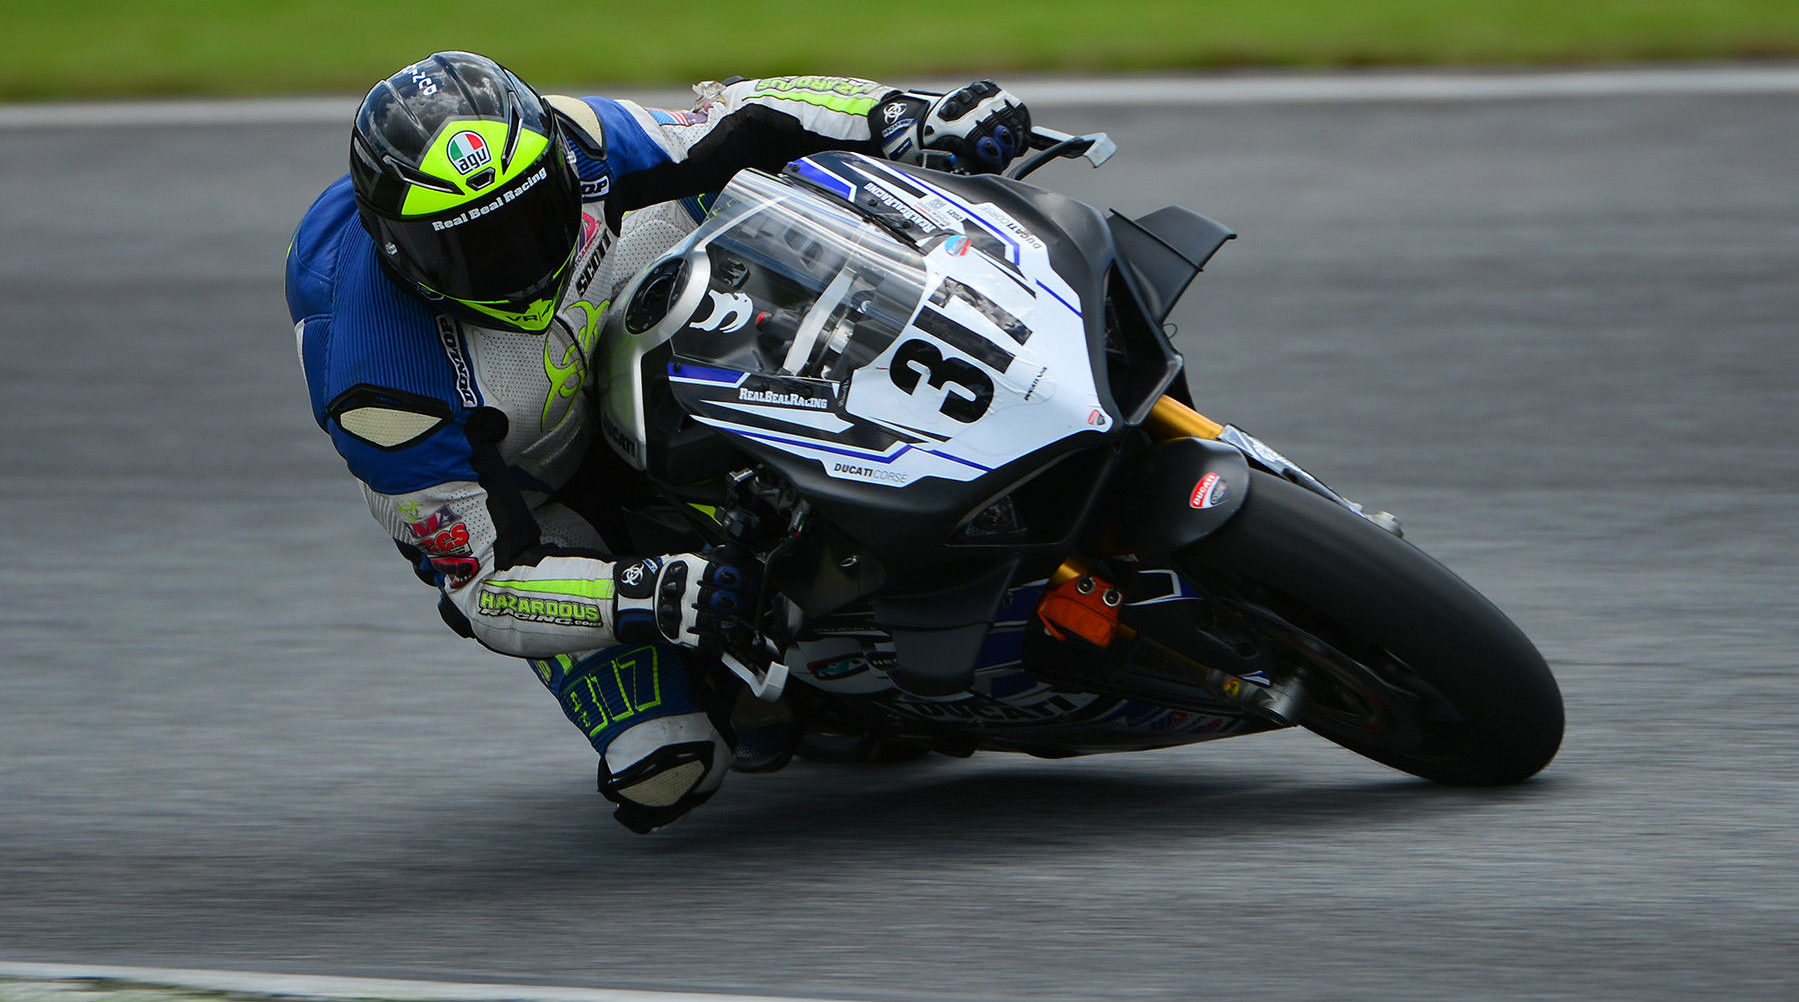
[612,552,755,651]
[917,81,1031,174]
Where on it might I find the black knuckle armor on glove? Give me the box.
[612,552,757,650]
[919,80,1032,173]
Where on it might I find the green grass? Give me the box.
[5,0,1799,100]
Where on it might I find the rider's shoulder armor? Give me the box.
[287,177,484,496]
[547,94,684,205]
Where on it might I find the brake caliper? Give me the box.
[1037,573,1125,647]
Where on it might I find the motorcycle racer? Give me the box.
[285,50,1031,833]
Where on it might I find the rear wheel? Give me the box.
[1177,471,1563,784]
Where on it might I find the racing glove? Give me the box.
[879,81,1032,174]
[612,552,756,651]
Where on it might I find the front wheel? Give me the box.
[1177,471,1563,784]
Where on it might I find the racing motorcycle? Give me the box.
[592,129,1564,785]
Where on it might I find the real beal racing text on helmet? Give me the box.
[430,165,550,232]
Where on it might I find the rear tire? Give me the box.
[1178,471,1563,784]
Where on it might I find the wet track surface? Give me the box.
[2,80,1797,1000]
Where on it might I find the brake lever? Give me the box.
[1008,129,1117,180]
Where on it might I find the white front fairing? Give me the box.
[598,156,1112,487]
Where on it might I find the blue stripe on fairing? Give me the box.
[791,159,858,201]
[721,422,995,474]
[726,425,913,464]
[668,363,748,385]
[922,448,992,472]
[1036,280,1081,316]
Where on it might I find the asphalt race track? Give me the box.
[2,72,1796,1001]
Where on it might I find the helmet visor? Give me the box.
[375,149,583,308]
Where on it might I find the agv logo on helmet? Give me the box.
[447,131,492,176]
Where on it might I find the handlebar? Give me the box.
[919,128,1116,180]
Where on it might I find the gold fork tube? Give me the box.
[1051,397,1226,584]
[1143,395,1226,441]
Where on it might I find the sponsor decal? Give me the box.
[692,290,755,333]
[573,221,615,294]
[410,520,471,556]
[883,102,907,123]
[477,589,603,627]
[1190,472,1229,510]
[832,461,909,485]
[650,107,705,126]
[1022,366,1049,402]
[807,655,870,681]
[862,184,939,233]
[430,165,549,231]
[396,499,424,521]
[574,249,602,296]
[602,414,641,462]
[740,387,829,410]
[755,76,879,98]
[408,66,438,96]
[990,210,1046,251]
[579,176,611,200]
[1087,408,1108,427]
[430,556,480,589]
[446,130,492,176]
[436,317,479,407]
[619,561,651,589]
[404,505,466,541]
[945,234,972,256]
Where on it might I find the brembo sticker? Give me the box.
[1190,472,1229,509]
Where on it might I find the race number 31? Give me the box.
[889,338,994,423]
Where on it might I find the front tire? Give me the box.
[1178,471,1563,784]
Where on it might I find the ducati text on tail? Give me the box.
[593,129,1563,784]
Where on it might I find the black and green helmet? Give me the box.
[350,51,581,333]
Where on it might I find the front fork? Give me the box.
[1039,396,1331,725]
[1047,396,1232,590]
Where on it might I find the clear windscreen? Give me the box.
[673,169,929,381]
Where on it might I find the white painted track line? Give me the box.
[2,65,1797,129]
[0,963,866,1002]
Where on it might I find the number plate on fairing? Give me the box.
[643,157,1114,491]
